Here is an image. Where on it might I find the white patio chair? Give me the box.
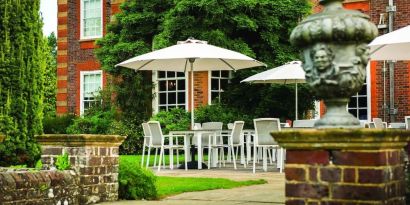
[253,118,284,173]
[226,121,245,169]
[292,119,316,128]
[147,121,187,171]
[197,122,223,167]
[372,118,385,129]
[141,123,152,167]
[227,123,234,130]
[405,116,410,130]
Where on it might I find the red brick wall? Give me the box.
[369,0,410,122]
[57,0,125,115]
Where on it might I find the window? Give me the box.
[209,71,230,103]
[80,71,102,114]
[348,83,368,120]
[81,0,103,39]
[157,71,186,111]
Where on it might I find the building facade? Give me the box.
[57,0,410,122]
[56,0,229,116]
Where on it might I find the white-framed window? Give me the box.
[80,70,103,115]
[209,71,230,104]
[80,0,103,39]
[348,83,368,120]
[156,71,187,111]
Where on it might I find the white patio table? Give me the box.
[169,129,218,169]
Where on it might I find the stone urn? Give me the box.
[290,0,378,128]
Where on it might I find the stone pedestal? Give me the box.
[271,129,410,205]
[37,134,126,204]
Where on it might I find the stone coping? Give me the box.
[271,128,410,150]
[36,134,126,147]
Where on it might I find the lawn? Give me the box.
[120,154,208,167]
[157,176,266,198]
[119,155,267,199]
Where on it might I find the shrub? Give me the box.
[195,104,253,129]
[150,108,190,134]
[66,108,117,134]
[119,157,157,200]
[55,153,70,171]
[43,114,76,134]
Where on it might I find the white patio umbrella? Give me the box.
[241,61,305,120]
[369,25,410,60]
[116,38,266,127]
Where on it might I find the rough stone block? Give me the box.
[358,168,388,183]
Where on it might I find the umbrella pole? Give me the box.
[189,58,195,128]
[295,83,298,120]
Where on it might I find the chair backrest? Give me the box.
[202,122,223,130]
[372,118,384,128]
[142,123,151,146]
[147,121,163,146]
[231,121,244,144]
[405,116,410,130]
[194,123,202,130]
[142,123,151,136]
[253,118,281,146]
[390,122,406,129]
[227,123,234,130]
[292,119,316,128]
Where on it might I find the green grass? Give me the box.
[156,176,266,198]
[120,155,267,199]
[120,154,208,167]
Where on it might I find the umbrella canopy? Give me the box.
[241,61,305,120]
[369,25,410,60]
[116,38,266,127]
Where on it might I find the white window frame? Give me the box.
[208,70,231,104]
[80,70,103,115]
[80,0,103,40]
[152,71,188,113]
[347,64,371,121]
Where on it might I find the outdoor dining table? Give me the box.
[169,129,219,170]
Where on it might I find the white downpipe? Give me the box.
[189,58,195,128]
[295,82,298,120]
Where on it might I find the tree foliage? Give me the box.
[154,0,315,120]
[43,32,57,117]
[96,0,316,149]
[0,0,45,166]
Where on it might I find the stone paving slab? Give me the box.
[98,166,285,205]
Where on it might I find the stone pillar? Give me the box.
[271,129,410,204]
[37,134,126,204]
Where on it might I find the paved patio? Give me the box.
[98,165,285,205]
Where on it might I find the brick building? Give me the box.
[56,0,228,116]
[56,0,410,123]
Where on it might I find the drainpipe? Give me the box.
[387,0,397,122]
[383,61,387,122]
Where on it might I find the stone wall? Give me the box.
[272,129,410,205]
[38,134,125,204]
[0,169,79,204]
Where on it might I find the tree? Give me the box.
[152,0,316,120]
[0,0,46,166]
[96,0,174,124]
[43,32,57,117]
[96,0,315,130]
